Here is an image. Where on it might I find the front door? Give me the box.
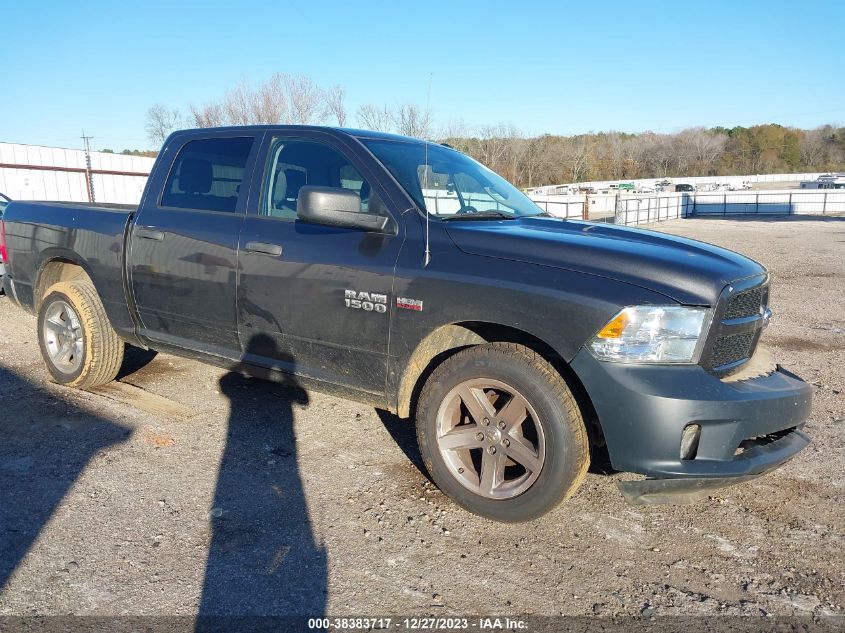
[237,134,403,395]
[128,134,260,356]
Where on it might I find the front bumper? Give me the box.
[571,348,812,502]
[0,262,5,295]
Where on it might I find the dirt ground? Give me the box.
[0,216,843,622]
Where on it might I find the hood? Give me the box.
[444,216,766,305]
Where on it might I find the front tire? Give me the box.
[416,343,590,522]
[37,280,124,389]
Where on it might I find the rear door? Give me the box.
[237,132,403,395]
[128,133,261,356]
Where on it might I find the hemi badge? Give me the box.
[396,297,423,311]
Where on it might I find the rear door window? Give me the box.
[161,137,254,213]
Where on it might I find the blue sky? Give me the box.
[2,0,843,151]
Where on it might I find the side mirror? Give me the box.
[297,186,390,232]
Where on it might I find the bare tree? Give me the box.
[561,135,591,183]
[502,126,527,184]
[638,132,672,176]
[437,118,470,142]
[520,136,548,189]
[356,103,394,132]
[393,104,433,139]
[188,73,334,128]
[677,127,726,175]
[222,79,254,126]
[254,73,289,123]
[145,104,184,146]
[605,132,628,180]
[473,124,515,171]
[800,127,828,167]
[189,103,225,128]
[218,74,289,125]
[285,75,326,125]
[324,84,347,126]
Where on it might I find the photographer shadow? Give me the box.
[198,334,327,618]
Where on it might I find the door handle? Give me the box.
[136,227,165,241]
[245,241,283,257]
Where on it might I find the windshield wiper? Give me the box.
[441,210,515,221]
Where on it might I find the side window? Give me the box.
[161,137,254,213]
[262,139,373,219]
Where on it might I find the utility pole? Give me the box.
[81,130,95,203]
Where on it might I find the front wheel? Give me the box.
[416,343,590,522]
[37,280,124,389]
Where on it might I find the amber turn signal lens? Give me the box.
[596,311,630,339]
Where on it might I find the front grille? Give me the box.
[709,331,756,368]
[702,279,769,374]
[724,286,765,320]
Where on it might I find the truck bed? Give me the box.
[2,200,136,334]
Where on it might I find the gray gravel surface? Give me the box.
[0,216,842,618]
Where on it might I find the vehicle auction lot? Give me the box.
[0,217,843,618]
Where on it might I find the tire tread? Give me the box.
[416,342,590,521]
[41,280,123,389]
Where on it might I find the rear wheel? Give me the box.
[416,343,589,522]
[37,280,124,389]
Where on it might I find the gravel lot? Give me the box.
[0,216,843,621]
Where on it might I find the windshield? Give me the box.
[362,139,543,218]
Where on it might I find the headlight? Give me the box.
[589,306,707,363]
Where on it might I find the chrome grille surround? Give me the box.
[701,275,770,376]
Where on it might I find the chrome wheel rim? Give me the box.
[42,300,84,374]
[435,378,546,500]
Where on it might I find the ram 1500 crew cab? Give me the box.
[0,126,812,521]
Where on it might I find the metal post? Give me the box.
[755,192,759,214]
[81,130,95,203]
[614,193,622,225]
[823,191,828,215]
[788,192,793,215]
[723,193,727,216]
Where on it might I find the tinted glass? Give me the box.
[161,137,254,212]
[262,139,372,220]
[362,139,543,218]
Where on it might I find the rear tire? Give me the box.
[416,343,589,522]
[37,280,124,389]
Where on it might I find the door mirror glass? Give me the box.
[297,186,389,232]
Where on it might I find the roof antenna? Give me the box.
[423,72,433,267]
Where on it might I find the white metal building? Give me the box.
[0,142,156,205]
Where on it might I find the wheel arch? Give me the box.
[396,322,602,446]
[34,256,94,310]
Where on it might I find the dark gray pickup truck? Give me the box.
[0,126,812,521]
